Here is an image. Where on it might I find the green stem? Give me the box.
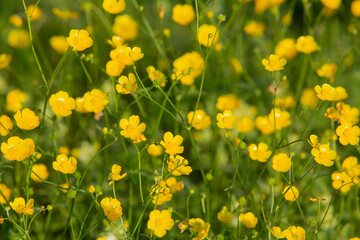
[135,145,144,204]
[77,199,96,240]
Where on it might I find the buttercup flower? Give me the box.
[151,180,172,205]
[300,88,319,110]
[119,115,146,143]
[8,15,23,27]
[295,35,318,53]
[325,102,359,124]
[248,142,272,163]
[49,91,76,117]
[272,153,292,172]
[0,54,12,69]
[275,38,298,60]
[187,110,211,130]
[106,59,125,77]
[146,66,167,87]
[282,186,299,201]
[0,115,13,136]
[188,218,210,240]
[107,35,125,48]
[311,143,337,166]
[6,89,26,112]
[351,0,360,17]
[31,164,49,182]
[108,164,127,184]
[198,24,219,47]
[116,73,137,94]
[101,197,123,222]
[283,226,306,240]
[160,132,184,155]
[83,89,109,113]
[27,4,42,21]
[217,206,233,223]
[66,29,93,51]
[333,86,348,101]
[237,116,255,133]
[239,212,258,228]
[321,0,341,10]
[1,136,35,161]
[331,171,353,192]
[342,156,360,178]
[228,58,243,74]
[314,83,338,101]
[112,15,138,41]
[172,51,204,85]
[168,154,192,176]
[52,8,80,19]
[262,54,287,72]
[172,4,195,26]
[336,122,360,145]
[255,115,275,134]
[10,197,34,215]
[268,108,291,130]
[147,144,163,156]
[0,184,11,204]
[317,63,337,82]
[147,209,174,237]
[217,110,238,129]
[14,108,40,130]
[53,154,77,174]
[216,94,240,111]
[102,0,126,14]
[275,96,296,109]
[244,20,265,37]
[50,36,69,54]
[8,30,30,49]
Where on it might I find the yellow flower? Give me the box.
[83,89,109,113]
[66,29,93,51]
[108,164,127,184]
[325,102,359,124]
[321,0,341,10]
[295,35,318,53]
[8,15,23,27]
[283,226,306,240]
[0,184,11,204]
[228,58,243,74]
[103,0,125,14]
[272,153,292,172]
[172,4,195,26]
[74,97,89,113]
[116,73,137,94]
[262,54,287,72]
[331,171,353,192]
[282,186,299,201]
[311,143,337,166]
[275,96,296,109]
[351,0,360,17]
[146,66,167,87]
[198,24,219,47]
[52,8,80,19]
[8,30,30,49]
[275,38,298,60]
[49,91,76,117]
[31,164,49,182]
[188,218,210,240]
[314,83,339,101]
[172,51,204,85]
[282,13,293,26]
[1,136,35,161]
[10,197,34,215]
[163,28,171,38]
[342,156,360,178]
[168,154,192,176]
[317,63,337,82]
[0,115,13,136]
[119,115,147,143]
[160,132,184,155]
[300,88,319,110]
[187,110,211,130]
[217,206,233,223]
[255,115,275,135]
[336,122,360,145]
[239,212,258,228]
[112,15,138,41]
[244,20,265,37]
[217,110,238,129]
[147,209,174,238]
[254,0,285,13]
[237,116,255,133]
[151,181,172,205]
[49,36,69,54]
[147,144,163,156]
[110,46,143,65]
[27,4,42,21]
[6,89,26,112]
[268,108,291,130]
[270,226,288,238]
[248,143,272,163]
[107,35,125,48]
[106,59,125,77]
[53,154,77,174]
[333,86,348,101]
[88,185,95,193]
[216,94,240,111]
[14,108,40,130]
[101,197,123,222]
[0,53,12,69]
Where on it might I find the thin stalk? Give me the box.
[135,144,144,204]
